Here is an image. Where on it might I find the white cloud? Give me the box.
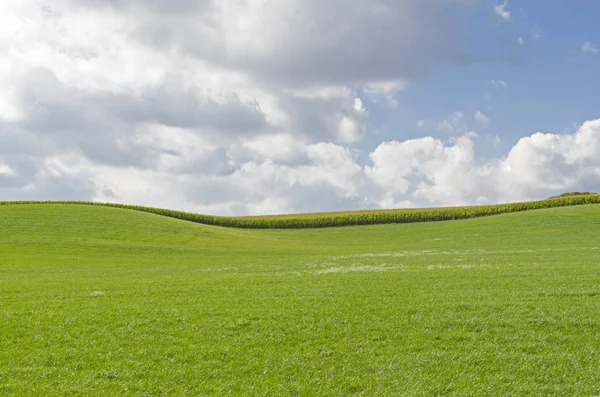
[488,134,501,147]
[0,1,379,147]
[363,80,408,107]
[474,111,490,125]
[417,120,425,128]
[517,36,524,45]
[366,119,600,207]
[437,111,466,132]
[126,0,473,90]
[338,116,364,143]
[366,134,482,206]
[4,114,600,213]
[490,80,508,88]
[582,41,598,53]
[0,0,486,211]
[0,164,15,176]
[494,1,511,22]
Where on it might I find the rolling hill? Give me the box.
[1,203,600,396]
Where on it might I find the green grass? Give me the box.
[2,193,600,228]
[1,203,600,396]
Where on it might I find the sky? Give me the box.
[0,0,599,215]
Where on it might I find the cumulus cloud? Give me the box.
[0,0,480,212]
[497,120,600,197]
[367,120,600,207]
[72,0,472,91]
[366,133,483,207]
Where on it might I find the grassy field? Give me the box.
[1,203,600,395]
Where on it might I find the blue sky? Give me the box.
[0,1,599,214]
[366,0,600,152]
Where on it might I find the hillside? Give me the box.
[1,204,600,396]
[2,193,600,228]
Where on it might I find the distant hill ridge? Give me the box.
[1,193,599,229]
[549,191,598,198]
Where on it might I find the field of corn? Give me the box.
[1,193,599,228]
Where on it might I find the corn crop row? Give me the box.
[1,195,600,229]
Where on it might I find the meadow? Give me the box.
[1,202,600,396]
